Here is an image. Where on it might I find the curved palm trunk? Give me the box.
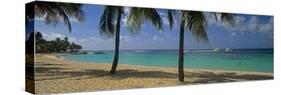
[110,9,122,74]
[178,20,185,82]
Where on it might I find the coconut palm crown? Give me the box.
[26,1,85,32]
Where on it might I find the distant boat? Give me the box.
[184,50,190,53]
[213,48,220,52]
[135,50,151,52]
[135,50,145,52]
[224,48,232,52]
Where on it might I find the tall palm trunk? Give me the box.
[178,20,185,82]
[110,9,122,74]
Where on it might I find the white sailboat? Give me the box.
[225,48,232,52]
[213,48,220,52]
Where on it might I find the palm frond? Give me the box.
[127,7,163,33]
[213,13,218,21]
[184,11,208,42]
[167,10,174,30]
[54,5,72,32]
[43,5,60,26]
[99,6,123,37]
[220,13,235,26]
[126,8,145,33]
[59,3,85,22]
[33,2,85,32]
[99,6,117,36]
[213,12,235,26]
[144,8,163,32]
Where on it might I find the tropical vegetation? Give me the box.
[26,32,82,53]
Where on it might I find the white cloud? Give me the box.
[152,35,165,41]
[34,16,80,23]
[208,15,273,33]
[89,37,101,41]
[41,32,81,44]
[230,32,237,37]
[124,7,130,14]
[162,17,170,25]
[121,16,127,27]
[235,16,247,25]
[152,35,158,40]
[158,12,166,16]
[249,16,258,23]
[243,16,273,32]
[79,38,88,42]
[120,35,132,42]
[258,17,273,32]
[158,11,178,27]
[34,17,45,21]
[68,37,78,42]
[143,32,150,36]
[41,32,66,40]
[121,7,131,27]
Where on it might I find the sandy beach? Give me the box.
[30,54,273,94]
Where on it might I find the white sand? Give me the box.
[31,54,273,94]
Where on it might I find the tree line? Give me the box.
[26,32,82,53]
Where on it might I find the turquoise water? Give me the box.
[64,49,273,73]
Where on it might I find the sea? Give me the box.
[64,49,273,73]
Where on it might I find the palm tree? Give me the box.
[99,6,163,74]
[99,6,124,74]
[26,1,84,32]
[166,11,235,82]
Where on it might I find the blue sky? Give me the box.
[33,4,273,50]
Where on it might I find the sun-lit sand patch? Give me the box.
[32,54,273,94]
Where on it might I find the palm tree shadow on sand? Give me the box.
[34,63,273,84]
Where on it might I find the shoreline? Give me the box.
[32,54,273,94]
